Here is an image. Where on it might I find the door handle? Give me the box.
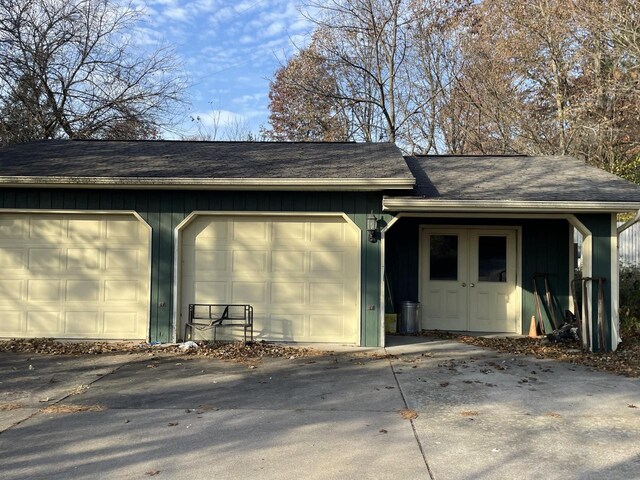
[461,282,466,287]
[470,283,475,288]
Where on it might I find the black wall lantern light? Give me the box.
[367,211,378,243]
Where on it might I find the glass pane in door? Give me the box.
[478,236,507,282]
[430,235,458,280]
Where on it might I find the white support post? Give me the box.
[614,209,640,351]
[380,229,386,348]
[582,235,593,349]
[568,224,575,318]
[567,215,593,350]
[611,213,620,351]
[379,215,400,348]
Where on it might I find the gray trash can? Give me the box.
[399,301,420,334]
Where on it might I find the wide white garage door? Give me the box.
[181,215,360,343]
[0,213,150,340]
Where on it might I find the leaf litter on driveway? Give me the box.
[421,331,640,377]
[399,409,418,420]
[0,338,317,363]
[40,404,106,414]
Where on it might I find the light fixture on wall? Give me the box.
[367,211,378,243]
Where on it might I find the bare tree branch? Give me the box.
[0,0,187,145]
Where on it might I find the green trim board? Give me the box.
[0,188,384,346]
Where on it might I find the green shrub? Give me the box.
[619,266,640,336]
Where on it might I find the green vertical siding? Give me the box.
[521,220,571,332]
[0,188,383,346]
[384,218,421,309]
[362,193,382,346]
[385,217,570,332]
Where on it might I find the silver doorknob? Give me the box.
[470,283,475,287]
[461,282,466,287]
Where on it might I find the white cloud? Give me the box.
[232,93,267,105]
[128,26,164,46]
[194,0,222,10]
[289,18,311,32]
[164,6,189,21]
[264,21,285,37]
[150,0,180,5]
[288,33,310,50]
[207,7,236,28]
[191,109,246,128]
[234,1,257,12]
[125,1,315,138]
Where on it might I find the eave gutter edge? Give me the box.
[382,198,640,213]
[0,177,416,191]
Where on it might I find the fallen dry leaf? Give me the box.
[0,338,318,363]
[145,470,160,476]
[69,384,89,395]
[0,403,23,411]
[379,429,388,434]
[399,409,418,420]
[40,404,105,414]
[195,404,219,414]
[628,404,637,409]
[423,330,640,378]
[460,411,479,417]
[544,412,562,418]
[368,353,398,360]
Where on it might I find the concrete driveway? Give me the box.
[0,337,638,480]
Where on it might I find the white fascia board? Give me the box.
[0,176,415,191]
[383,198,640,213]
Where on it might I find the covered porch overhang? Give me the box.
[380,198,640,353]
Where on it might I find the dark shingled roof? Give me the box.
[0,139,413,180]
[402,155,640,202]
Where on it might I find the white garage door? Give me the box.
[0,213,150,340]
[181,215,360,343]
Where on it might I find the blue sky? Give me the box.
[131,0,313,138]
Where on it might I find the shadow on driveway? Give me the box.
[1,337,639,480]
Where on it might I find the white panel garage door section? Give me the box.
[0,213,150,339]
[181,215,360,343]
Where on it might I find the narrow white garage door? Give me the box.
[0,213,150,340]
[181,215,360,343]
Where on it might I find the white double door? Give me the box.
[421,227,518,333]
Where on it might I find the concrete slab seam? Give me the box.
[385,348,435,480]
[0,407,40,435]
[0,354,146,435]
